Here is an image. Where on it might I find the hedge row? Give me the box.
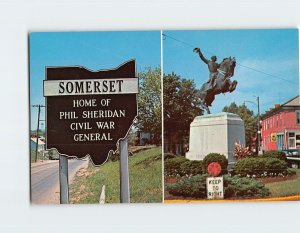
[234,157,288,177]
[165,152,288,178]
[165,153,228,176]
[167,174,270,199]
[164,156,203,176]
[262,150,286,160]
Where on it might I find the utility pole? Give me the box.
[32,105,45,162]
[257,96,261,154]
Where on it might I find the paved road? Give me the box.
[31,159,88,204]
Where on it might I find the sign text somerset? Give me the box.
[44,60,138,165]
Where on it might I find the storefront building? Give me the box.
[261,96,300,151]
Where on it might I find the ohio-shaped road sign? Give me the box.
[43,60,138,166]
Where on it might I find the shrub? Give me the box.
[164,157,204,176]
[287,168,297,176]
[164,153,176,160]
[180,160,203,176]
[164,156,187,176]
[167,174,270,199]
[223,175,270,198]
[234,142,253,160]
[234,157,288,177]
[202,153,228,175]
[109,152,119,162]
[262,150,286,160]
[108,150,135,162]
[167,174,208,198]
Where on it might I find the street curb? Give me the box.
[164,195,300,203]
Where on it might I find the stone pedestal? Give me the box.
[186,112,245,165]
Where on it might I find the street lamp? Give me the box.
[243,96,261,154]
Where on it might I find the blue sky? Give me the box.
[163,29,299,114]
[30,29,299,131]
[29,31,161,130]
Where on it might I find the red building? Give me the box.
[261,95,300,151]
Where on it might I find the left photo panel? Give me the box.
[29,31,162,204]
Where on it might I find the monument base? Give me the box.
[186,112,245,166]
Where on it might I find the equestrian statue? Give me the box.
[193,48,237,114]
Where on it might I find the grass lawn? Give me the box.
[264,169,300,197]
[70,147,162,204]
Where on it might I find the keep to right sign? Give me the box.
[206,176,224,199]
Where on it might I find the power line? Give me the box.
[163,33,298,85]
[162,33,212,54]
[236,63,296,84]
[163,33,193,48]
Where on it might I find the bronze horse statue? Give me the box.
[198,56,237,114]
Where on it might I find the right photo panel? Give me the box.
[163,29,300,202]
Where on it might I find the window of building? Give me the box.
[296,111,300,124]
[289,138,296,148]
[296,134,300,148]
[265,121,267,130]
[288,132,296,149]
[289,132,295,137]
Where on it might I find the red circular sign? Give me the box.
[207,162,222,176]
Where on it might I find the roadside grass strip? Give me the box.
[70,147,162,203]
[264,169,300,198]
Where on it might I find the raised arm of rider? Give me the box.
[198,50,209,64]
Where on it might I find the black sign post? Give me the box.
[44,60,138,203]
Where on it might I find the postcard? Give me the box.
[30,29,300,204]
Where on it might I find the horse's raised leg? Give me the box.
[202,104,210,114]
[229,80,237,93]
[199,97,211,115]
[206,107,211,114]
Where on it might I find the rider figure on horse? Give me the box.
[194,48,220,89]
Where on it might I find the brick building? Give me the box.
[261,95,300,151]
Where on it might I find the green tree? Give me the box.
[164,73,203,153]
[136,66,161,144]
[223,102,257,148]
[127,128,139,146]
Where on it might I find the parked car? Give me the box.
[282,149,300,157]
[282,149,300,168]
